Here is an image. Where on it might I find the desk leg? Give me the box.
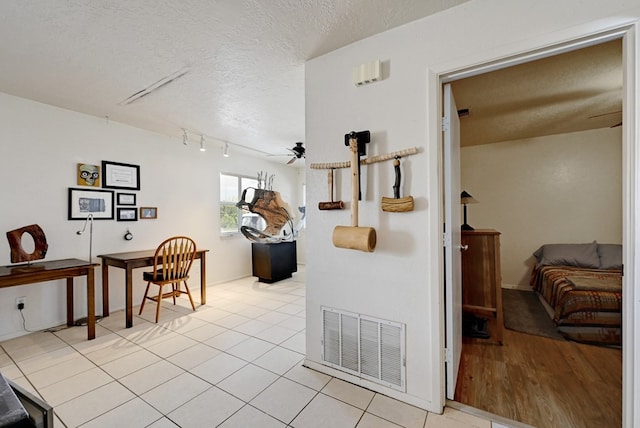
[102,259,110,317]
[200,252,207,305]
[66,278,74,327]
[125,266,133,328]
[87,268,96,340]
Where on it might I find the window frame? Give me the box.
[219,173,262,236]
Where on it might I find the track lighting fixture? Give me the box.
[182,128,188,145]
[200,135,206,151]
[223,142,230,158]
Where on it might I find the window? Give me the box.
[220,173,265,234]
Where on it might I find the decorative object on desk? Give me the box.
[6,224,48,264]
[101,160,140,190]
[140,207,157,219]
[332,131,376,252]
[139,236,197,322]
[117,192,136,205]
[236,171,296,243]
[77,163,100,187]
[381,156,414,212]
[68,188,114,220]
[123,228,133,241]
[460,190,478,230]
[117,207,137,221]
[318,168,344,210]
[76,213,94,263]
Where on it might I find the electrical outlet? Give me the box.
[16,297,26,309]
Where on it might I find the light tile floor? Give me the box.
[0,267,497,428]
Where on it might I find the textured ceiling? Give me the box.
[0,0,469,164]
[0,2,622,163]
[451,39,623,146]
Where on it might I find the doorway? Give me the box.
[441,27,636,427]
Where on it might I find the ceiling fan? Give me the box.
[270,142,306,164]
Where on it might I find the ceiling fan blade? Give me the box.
[287,156,296,164]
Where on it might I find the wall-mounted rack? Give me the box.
[309,147,420,170]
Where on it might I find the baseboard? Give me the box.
[501,283,532,291]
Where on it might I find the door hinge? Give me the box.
[444,347,452,364]
[443,232,451,248]
[442,117,449,132]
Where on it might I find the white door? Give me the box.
[443,83,462,400]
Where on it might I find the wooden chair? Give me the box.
[138,236,197,322]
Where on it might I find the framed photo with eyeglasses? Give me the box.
[77,163,101,187]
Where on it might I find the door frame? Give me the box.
[433,23,638,425]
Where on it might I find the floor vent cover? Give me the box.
[321,307,405,391]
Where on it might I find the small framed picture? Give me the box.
[117,193,136,205]
[117,207,138,221]
[140,207,157,219]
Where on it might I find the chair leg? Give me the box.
[183,281,196,311]
[172,282,177,305]
[155,284,163,323]
[139,282,151,315]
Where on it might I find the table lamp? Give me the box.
[460,190,478,230]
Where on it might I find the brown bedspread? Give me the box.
[530,265,622,345]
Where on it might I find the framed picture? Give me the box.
[117,193,136,205]
[102,161,141,190]
[140,207,158,219]
[77,163,100,187]
[117,207,138,221]
[68,188,114,220]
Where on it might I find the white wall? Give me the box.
[304,0,640,412]
[461,127,623,288]
[0,92,303,341]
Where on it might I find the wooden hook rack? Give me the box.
[309,147,420,170]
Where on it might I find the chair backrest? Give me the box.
[152,236,197,281]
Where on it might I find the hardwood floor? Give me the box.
[454,322,622,427]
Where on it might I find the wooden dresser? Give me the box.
[461,229,503,344]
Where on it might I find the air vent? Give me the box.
[321,307,405,391]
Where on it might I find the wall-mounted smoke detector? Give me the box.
[353,60,382,87]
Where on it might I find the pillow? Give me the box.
[533,242,600,268]
[597,243,622,270]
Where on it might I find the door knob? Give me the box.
[459,244,469,251]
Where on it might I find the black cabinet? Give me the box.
[251,241,297,283]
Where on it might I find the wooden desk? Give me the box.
[97,249,208,328]
[0,259,98,340]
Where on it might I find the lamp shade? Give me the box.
[460,190,478,205]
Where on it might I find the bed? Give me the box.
[529,242,622,345]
